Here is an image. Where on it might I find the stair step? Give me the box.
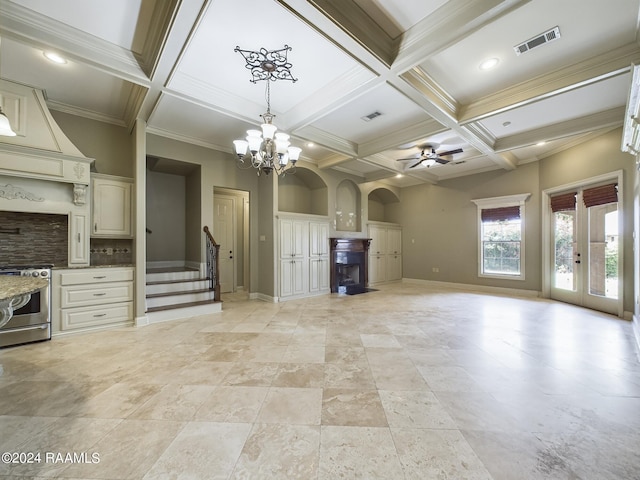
[146,289,216,309]
[146,298,221,313]
[146,299,222,323]
[146,279,210,295]
[146,269,200,283]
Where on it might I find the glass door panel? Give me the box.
[588,203,618,299]
[554,211,576,291]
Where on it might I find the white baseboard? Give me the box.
[250,292,277,303]
[135,315,149,327]
[401,277,541,298]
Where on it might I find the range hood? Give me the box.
[0,78,93,192]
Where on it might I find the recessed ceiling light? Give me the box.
[43,51,67,64]
[396,174,403,178]
[306,142,315,147]
[536,141,546,146]
[479,57,499,71]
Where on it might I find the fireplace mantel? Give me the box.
[329,238,371,293]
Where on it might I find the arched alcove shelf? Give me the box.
[368,187,400,223]
[336,179,361,232]
[278,167,328,215]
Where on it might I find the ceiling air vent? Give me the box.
[513,26,561,56]
[361,111,383,122]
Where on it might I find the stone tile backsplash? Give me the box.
[90,238,133,266]
[0,211,68,266]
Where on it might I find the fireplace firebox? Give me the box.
[330,238,371,294]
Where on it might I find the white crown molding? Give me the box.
[294,125,358,157]
[46,100,127,128]
[400,68,459,121]
[495,107,625,152]
[145,125,232,153]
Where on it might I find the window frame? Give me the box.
[471,193,531,281]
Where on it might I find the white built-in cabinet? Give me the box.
[92,174,132,237]
[68,213,90,265]
[278,216,330,299]
[368,223,402,284]
[52,267,134,334]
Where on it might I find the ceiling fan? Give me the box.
[397,144,463,168]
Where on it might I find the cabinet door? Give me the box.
[309,257,330,293]
[387,254,402,281]
[280,259,294,297]
[69,213,89,265]
[368,225,387,255]
[387,228,402,255]
[369,254,386,284]
[93,179,132,236]
[310,222,329,256]
[280,219,308,258]
[292,258,306,295]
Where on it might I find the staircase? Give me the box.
[145,266,222,323]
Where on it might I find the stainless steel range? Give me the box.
[0,265,52,348]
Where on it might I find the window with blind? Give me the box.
[471,193,530,280]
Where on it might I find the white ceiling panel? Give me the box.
[310,83,435,144]
[479,73,631,137]
[12,0,154,52]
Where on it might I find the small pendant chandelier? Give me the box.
[233,45,301,176]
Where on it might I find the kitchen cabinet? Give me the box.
[92,174,132,237]
[51,267,134,334]
[68,212,90,266]
[368,223,402,284]
[278,216,330,299]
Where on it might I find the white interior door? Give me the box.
[550,183,621,316]
[214,195,236,293]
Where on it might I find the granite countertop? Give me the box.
[0,276,48,302]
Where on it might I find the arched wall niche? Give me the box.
[336,179,361,231]
[368,187,400,223]
[277,167,328,215]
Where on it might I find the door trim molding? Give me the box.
[541,170,624,316]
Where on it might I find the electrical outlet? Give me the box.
[432,267,439,273]
[106,248,113,255]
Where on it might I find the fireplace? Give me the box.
[330,238,371,294]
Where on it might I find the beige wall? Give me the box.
[185,170,202,264]
[399,162,541,291]
[146,170,186,263]
[51,111,133,177]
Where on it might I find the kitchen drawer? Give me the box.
[61,281,133,307]
[61,302,133,331]
[59,268,134,286]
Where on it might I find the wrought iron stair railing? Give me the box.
[203,226,221,302]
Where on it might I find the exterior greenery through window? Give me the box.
[472,194,530,280]
[482,214,521,275]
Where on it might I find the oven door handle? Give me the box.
[0,324,49,334]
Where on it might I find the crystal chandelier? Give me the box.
[233,45,301,176]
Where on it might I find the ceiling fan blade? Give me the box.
[438,148,463,156]
[396,156,420,162]
[409,159,424,168]
[435,158,450,165]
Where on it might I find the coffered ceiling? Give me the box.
[1,0,638,187]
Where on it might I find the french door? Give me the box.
[549,179,622,316]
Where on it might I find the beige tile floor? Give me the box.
[1,282,640,479]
